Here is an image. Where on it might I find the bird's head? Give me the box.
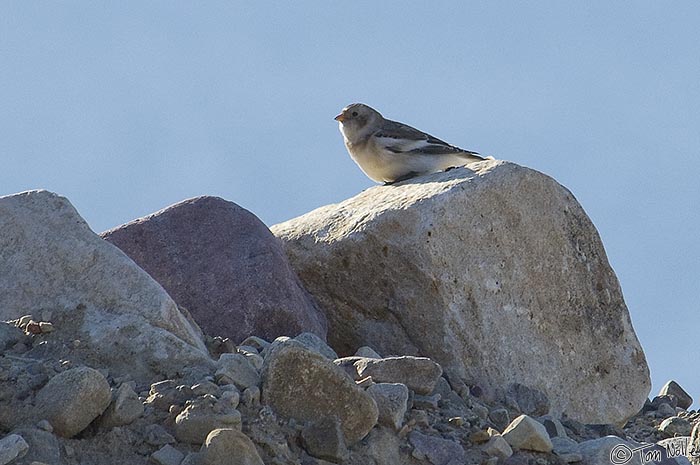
[335,103,382,142]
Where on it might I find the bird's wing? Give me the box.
[374,120,482,158]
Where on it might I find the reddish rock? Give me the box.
[101,196,327,343]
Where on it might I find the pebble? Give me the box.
[367,383,409,430]
[150,445,184,465]
[242,386,260,406]
[0,434,29,465]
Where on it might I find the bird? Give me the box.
[335,103,485,184]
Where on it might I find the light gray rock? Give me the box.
[0,190,214,384]
[174,399,242,444]
[215,353,260,390]
[353,356,443,395]
[294,332,338,360]
[659,381,693,410]
[483,435,513,460]
[302,417,349,463]
[0,434,28,465]
[34,366,111,438]
[367,383,409,430]
[408,430,465,465]
[150,445,184,465]
[199,428,264,465]
[261,341,378,444]
[99,382,144,428]
[502,414,553,452]
[659,417,692,437]
[271,160,650,424]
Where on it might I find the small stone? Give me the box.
[408,430,466,465]
[175,400,242,444]
[0,434,29,464]
[216,354,260,390]
[302,417,349,463]
[38,322,54,333]
[220,390,240,409]
[659,381,693,410]
[145,424,176,446]
[652,394,678,409]
[367,383,409,430]
[489,408,510,431]
[659,416,692,437]
[199,428,264,465]
[150,444,184,465]
[354,356,443,395]
[471,402,490,420]
[355,346,382,359]
[34,366,111,437]
[242,386,260,406]
[502,414,553,452]
[100,382,144,428]
[483,434,513,459]
[36,420,53,432]
[657,403,677,419]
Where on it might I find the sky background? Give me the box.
[2,3,698,408]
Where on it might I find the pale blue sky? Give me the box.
[2,3,698,407]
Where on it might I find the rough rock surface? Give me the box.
[198,428,265,465]
[354,356,443,395]
[502,414,553,452]
[271,160,650,424]
[0,190,213,384]
[0,434,28,465]
[34,366,111,438]
[101,195,327,343]
[261,341,378,444]
[367,383,409,430]
[659,381,693,410]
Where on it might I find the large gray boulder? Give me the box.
[271,160,650,424]
[101,196,327,343]
[0,190,213,384]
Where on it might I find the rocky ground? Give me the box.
[0,315,697,465]
[0,165,686,465]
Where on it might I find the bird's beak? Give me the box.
[334,113,345,122]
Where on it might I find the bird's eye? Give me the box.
[352,111,358,117]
